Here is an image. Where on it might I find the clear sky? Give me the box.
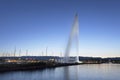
[0,0,120,57]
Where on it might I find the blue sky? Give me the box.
[0,0,120,57]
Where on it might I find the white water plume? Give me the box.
[64,14,79,63]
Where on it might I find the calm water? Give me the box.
[0,64,120,80]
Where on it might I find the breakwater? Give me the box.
[0,62,81,72]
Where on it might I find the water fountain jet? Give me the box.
[64,13,79,63]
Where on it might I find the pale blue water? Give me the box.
[0,64,120,80]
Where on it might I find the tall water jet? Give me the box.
[64,14,79,63]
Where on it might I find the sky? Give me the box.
[0,0,120,57]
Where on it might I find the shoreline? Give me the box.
[1,62,117,72]
[0,62,83,72]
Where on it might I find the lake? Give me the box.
[0,64,120,80]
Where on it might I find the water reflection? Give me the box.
[0,64,120,80]
[63,65,79,80]
[63,67,69,80]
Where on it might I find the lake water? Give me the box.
[0,64,120,80]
